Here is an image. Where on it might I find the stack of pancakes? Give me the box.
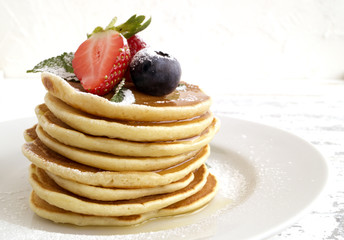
[22,72,220,226]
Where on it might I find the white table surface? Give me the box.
[211,79,344,240]
[0,76,343,239]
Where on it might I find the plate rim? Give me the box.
[213,114,329,240]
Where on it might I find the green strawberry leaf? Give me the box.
[27,52,78,81]
[115,15,151,39]
[87,15,151,39]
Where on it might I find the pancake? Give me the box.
[47,170,195,201]
[29,164,209,216]
[28,124,200,171]
[35,104,220,157]
[23,126,37,142]
[22,138,210,188]
[41,72,212,121]
[29,172,218,226]
[23,70,220,226]
[44,93,214,141]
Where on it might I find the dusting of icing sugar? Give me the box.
[130,48,173,70]
[176,84,186,91]
[33,52,79,81]
[112,88,135,105]
[122,89,135,104]
[174,94,198,103]
[130,48,153,69]
[55,52,76,81]
[207,156,250,205]
[44,67,78,81]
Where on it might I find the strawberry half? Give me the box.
[72,15,151,95]
[72,31,130,95]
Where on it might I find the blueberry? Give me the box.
[129,48,181,96]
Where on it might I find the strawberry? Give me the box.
[124,35,150,83]
[72,15,151,95]
[123,66,133,82]
[123,35,148,82]
[72,31,130,95]
[114,15,150,61]
[127,34,148,59]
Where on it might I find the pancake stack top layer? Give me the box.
[41,72,213,122]
[22,72,220,226]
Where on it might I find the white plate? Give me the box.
[0,116,328,240]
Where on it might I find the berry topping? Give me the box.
[114,15,150,59]
[129,48,182,96]
[123,35,148,82]
[72,15,151,96]
[128,35,148,60]
[72,31,130,95]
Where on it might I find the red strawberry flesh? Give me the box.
[72,30,128,93]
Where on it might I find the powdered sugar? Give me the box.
[130,48,174,70]
[28,52,79,81]
[119,88,135,105]
[176,84,186,91]
[110,87,135,105]
[41,66,78,81]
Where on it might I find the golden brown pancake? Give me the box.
[29,164,209,216]
[26,124,200,171]
[22,138,210,188]
[44,93,214,141]
[23,126,37,142]
[29,171,218,226]
[35,104,220,157]
[41,72,212,121]
[47,170,195,201]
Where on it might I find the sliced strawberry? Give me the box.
[72,31,130,95]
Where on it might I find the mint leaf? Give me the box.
[110,87,128,102]
[27,52,78,81]
[27,52,73,73]
[110,79,126,103]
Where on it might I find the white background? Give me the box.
[1,0,344,88]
